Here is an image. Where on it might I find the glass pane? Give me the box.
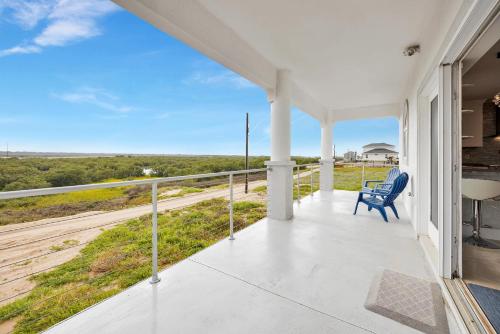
[430,96,439,228]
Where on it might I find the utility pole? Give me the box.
[245,112,249,193]
[6,142,8,158]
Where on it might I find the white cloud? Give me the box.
[34,19,98,46]
[0,0,120,57]
[0,0,52,29]
[186,70,256,89]
[53,87,134,113]
[0,45,41,57]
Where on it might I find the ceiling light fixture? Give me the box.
[493,92,500,107]
[403,45,420,56]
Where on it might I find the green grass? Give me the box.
[251,166,393,194]
[252,185,267,194]
[0,184,148,226]
[334,166,391,191]
[0,187,127,210]
[251,174,320,200]
[0,183,222,226]
[0,198,266,334]
[49,240,80,252]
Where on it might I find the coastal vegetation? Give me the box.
[0,155,318,191]
[0,155,317,226]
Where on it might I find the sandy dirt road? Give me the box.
[0,178,270,304]
[0,170,316,304]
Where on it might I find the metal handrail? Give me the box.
[0,167,268,285]
[294,163,320,202]
[295,163,319,168]
[0,168,268,200]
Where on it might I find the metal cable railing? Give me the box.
[333,162,398,191]
[0,163,321,316]
[294,164,320,202]
[0,163,324,332]
[0,168,268,288]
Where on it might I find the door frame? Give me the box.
[429,88,440,250]
[413,2,499,332]
[442,2,500,280]
[417,0,500,279]
[417,70,442,272]
[416,70,437,237]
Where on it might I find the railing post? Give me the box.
[361,163,366,189]
[310,166,314,197]
[229,173,235,240]
[296,166,301,202]
[150,182,160,284]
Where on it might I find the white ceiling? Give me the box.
[116,0,463,120]
[197,0,440,111]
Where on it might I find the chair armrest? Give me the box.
[374,183,392,190]
[374,189,390,196]
[358,190,385,202]
[359,190,382,196]
[363,180,384,187]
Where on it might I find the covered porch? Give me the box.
[46,190,455,334]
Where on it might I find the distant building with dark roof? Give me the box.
[361,143,398,163]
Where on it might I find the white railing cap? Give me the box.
[0,168,269,200]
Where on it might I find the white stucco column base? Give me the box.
[265,160,296,220]
[319,159,334,191]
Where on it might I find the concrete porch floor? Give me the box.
[46,190,452,334]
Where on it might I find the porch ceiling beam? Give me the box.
[290,82,329,121]
[329,103,400,122]
[113,0,327,121]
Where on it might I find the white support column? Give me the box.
[265,70,295,220]
[319,121,334,191]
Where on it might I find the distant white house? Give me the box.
[142,168,154,176]
[361,143,398,163]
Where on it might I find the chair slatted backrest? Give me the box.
[383,172,409,206]
[377,167,400,192]
[385,168,400,184]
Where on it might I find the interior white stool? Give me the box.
[462,179,500,249]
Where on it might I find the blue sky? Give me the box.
[0,0,398,157]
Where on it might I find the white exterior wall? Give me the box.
[399,0,465,234]
[362,153,398,162]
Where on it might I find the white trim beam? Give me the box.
[291,82,328,121]
[114,0,328,121]
[329,103,400,122]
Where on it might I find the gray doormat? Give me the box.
[468,283,500,333]
[365,269,449,334]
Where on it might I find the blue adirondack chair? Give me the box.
[363,167,400,195]
[354,172,409,222]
